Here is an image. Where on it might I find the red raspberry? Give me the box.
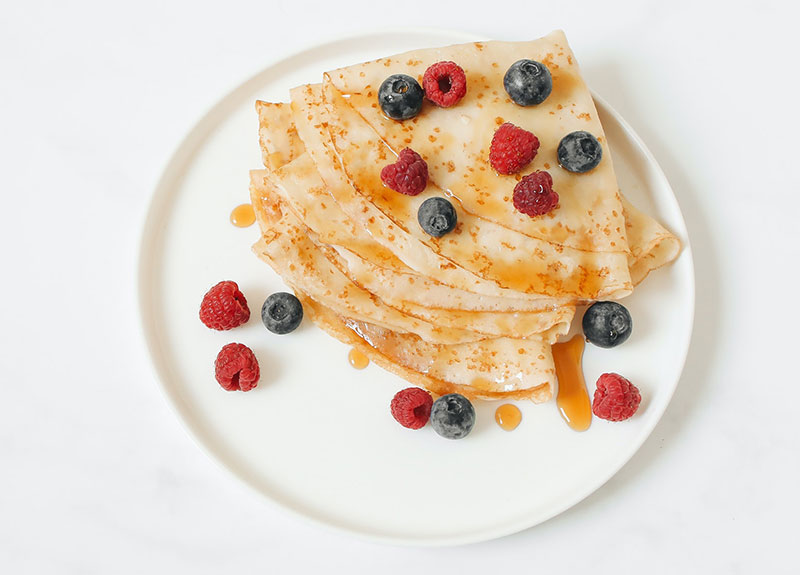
[422,61,467,107]
[512,171,559,217]
[489,122,540,175]
[592,373,641,422]
[380,148,428,196]
[199,280,250,330]
[214,343,260,391]
[391,387,433,429]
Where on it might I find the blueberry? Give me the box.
[557,131,603,173]
[582,301,632,348]
[417,197,457,237]
[261,292,303,334]
[430,394,475,439]
[378,74,424,121]
[503,59,552,106]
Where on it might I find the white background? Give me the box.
[2,0,798,573]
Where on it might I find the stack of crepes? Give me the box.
[249,30,680,403]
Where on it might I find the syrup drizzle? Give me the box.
[552,335,592,431]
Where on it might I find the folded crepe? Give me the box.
[325,30,625,253]
[320,82,633,299]
[251,168,575,340]
[248,31,680,402]
[249,171,570,400]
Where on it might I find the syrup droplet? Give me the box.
[348,347,369,370]
[495,404,521,431]
[552,335,592,431]
[230,203,255,227]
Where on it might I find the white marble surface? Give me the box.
[2,0,798,572]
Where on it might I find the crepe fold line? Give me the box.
[256,100,302,170]
[250,31,681,401]
[622,197,681,286]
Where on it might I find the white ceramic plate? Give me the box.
[138,30,694,546]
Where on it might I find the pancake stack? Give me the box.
[249,30,680,402]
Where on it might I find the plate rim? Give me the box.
[137,28,696,547]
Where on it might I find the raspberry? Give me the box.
[592,373,641,422]
[422,61,467,107]
[214,343,260,391]
[380,148,428,196]
[390,387,433,429]
[512,171,559,217]
[199,280,250,330]
[489,122,540,175]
